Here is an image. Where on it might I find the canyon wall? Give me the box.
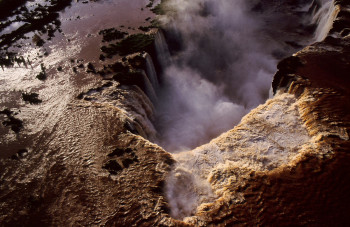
[0,0,349,226]
[170,0,350,225]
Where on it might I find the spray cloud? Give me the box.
[155,0,317,152]
[151,0,333,220]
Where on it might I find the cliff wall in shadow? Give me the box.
[0,0,349,226]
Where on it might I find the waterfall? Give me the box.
[312,0,338,42]
[144,53,159,90]
[141,70,158,103]
[154,30,172,68]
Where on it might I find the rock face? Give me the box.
[0,0,350,226]
[182,38,350,225]
[175,1,350,225]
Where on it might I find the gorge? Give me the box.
[0,0,349,226]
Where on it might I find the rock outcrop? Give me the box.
[175,0,350,225]
[182,36,350,225]
[0,0,350,226]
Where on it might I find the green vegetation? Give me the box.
[99,54,105,61]
[146,0,155,8]
[138,19,161,32]
[0,53,28,69]
[113,71,146,92]
[109,62,128,73]
[22,92,42,104]
[32,34,45,47]
[36,63,46,80]
[99,28,128,42]
[86,62,96,74]
[101,34,155,57]
[0,108,23,133]
[0,0,28,21]
[36,71,46,80]
[128,55,146,69]
[0,12,60,49]
[0,0,72,63]
[150,19,161,28]
[151,0,171,15]
[139,26,150,32]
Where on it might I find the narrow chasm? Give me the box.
[147,0,335,220]
[1,0,348,225]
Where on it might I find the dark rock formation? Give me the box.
[0,0,349,226]
[189,1,350,225]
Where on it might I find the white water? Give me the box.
[313,0,337,41]
[156,0,335,221]
[154,0,322,152]
[154,30,172,68]
[145,53,159,90]
[141,70,158,103]
[166,93,312,219]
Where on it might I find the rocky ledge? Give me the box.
[183,0,350,225]
[0,0,350,226]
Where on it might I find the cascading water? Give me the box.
[154,30,172,68]
[145,53,159,90]
[140,70,158,103]
[313,0,338,41]
[150,0,334,220]
[154,0,327,153]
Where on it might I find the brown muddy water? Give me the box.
[1,0,349,225]
[0,0,157,158]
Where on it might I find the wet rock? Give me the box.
[11,154,19,160]
[102,160,122,175]
[121,158,134,168]
[108,148,133,157]
[124,121,140,135]
[330,18,350,33]
[340,28,350,36]
[272,55,304,94]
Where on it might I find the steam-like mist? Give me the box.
[153,0,332,220]
[155,0,319,152]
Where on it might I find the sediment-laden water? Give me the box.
[1,0,349,226]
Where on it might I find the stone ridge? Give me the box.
[186,0,350,225]
[0,0,349,226]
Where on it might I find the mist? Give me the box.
[149,0,334,220]
[154,0,320,152]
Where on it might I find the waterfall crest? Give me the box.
[140,70,158,103]
[312,0,337,41]
[154,30,172,68]
[144,53,159,90]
